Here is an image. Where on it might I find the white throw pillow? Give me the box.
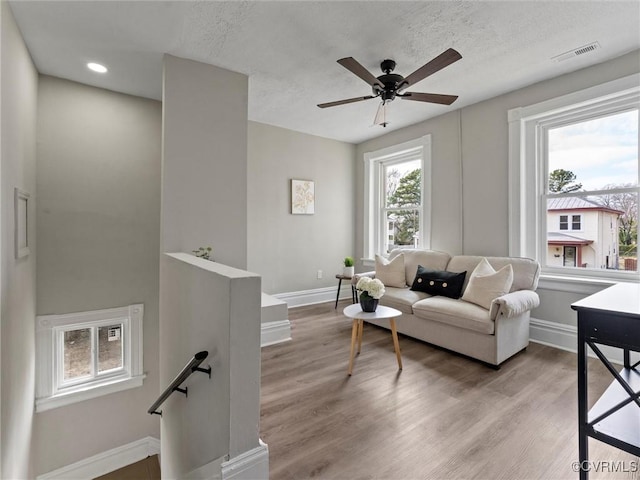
[462,258,514,310]
[375,254,406,288]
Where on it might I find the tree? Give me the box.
[548,169,583,193]
[597,184,638,247]
[387,169,421,246]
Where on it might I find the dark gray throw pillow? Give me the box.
[410,265,467,299]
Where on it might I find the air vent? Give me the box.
[552,42,601,62]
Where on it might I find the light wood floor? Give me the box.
[260,301,639,480]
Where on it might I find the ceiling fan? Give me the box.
[317,48,462,127]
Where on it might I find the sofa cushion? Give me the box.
[375,254,406,288]
[462,258,514,310]
[389,249,450,286]
[410,266,467,299]
[447,255,540,292]
[379,287,430,315]
[413,296,495,335]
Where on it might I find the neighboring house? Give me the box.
[547,197,623,269]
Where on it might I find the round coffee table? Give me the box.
[343,303,403,375]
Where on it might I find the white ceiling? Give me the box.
[8,1,640,144]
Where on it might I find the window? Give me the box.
[509,74,639,285]
[363,135,431,261]
[559,214,582,231]
[36,304,144,411]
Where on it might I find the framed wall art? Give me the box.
[291,179,315,215]
[15,187,30,259]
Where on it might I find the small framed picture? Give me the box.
[15,187,30,259]
[291,179,315,215]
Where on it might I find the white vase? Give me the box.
[343,266,355,277]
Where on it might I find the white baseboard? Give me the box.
[261,320,291,347]
[529,317,638,365]
[36,436,160,480]
[221,440,269,480]
[274,284,353,308]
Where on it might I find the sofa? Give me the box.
[352,249,541,367]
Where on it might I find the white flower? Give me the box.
[356,277,386,299]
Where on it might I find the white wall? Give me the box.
[33,76,161,475]
[160,254,262,478]
[0,2,38,478]
[356,50,640,327]
[162,55,248,269]
[247,121,356,294]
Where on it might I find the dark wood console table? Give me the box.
[571,282,640,479]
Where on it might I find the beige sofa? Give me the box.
[353,249,541,367]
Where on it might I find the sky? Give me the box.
[548,109,638,191]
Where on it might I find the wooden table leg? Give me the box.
[389,318,402,370]
[347,318,359,375]
[357,318,364,354]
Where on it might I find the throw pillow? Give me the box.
[410,266,467,299]
[375,254,406,288]
[462,258,514,310]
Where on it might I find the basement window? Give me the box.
[36,304,145,412]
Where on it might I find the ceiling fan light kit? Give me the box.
[318,48,462,127]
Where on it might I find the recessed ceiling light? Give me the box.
[87,62,108,73]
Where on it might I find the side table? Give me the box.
[335,274,357,309]
[343,304,403,375]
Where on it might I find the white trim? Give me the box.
[36,436,160,480]
[221,441,269,480]
[363,135,432,259]
[261,320,292,347]
[36,374,145,412]
[508,73,640,281]
[274,285,352,308]
[35,304,144,411]
[529,317,639,365]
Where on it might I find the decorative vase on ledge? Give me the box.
[359,292,378,312]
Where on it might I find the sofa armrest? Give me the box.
[351,271,375,285]
[490,290,540,320]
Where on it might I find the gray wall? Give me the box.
[356,50,640,326]
[247,121,356,294]
[162,55,248,269]
[0,3,38,478]
[34,76,161,475]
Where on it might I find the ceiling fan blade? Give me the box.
[400,92,459,105]
[399,48,462,90]
[337,57,384,88]
[317,95,375,108]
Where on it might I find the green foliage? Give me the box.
[387,169,421,247]
[548,169,583,193]
[193,246,213,261]
[388,169,421,207]
[344,256,355,267]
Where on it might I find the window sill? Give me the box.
[36,374,145,413]
[538,273,638,295]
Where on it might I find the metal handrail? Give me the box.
[148,350,211,416]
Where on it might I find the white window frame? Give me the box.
[508,73,640,292]
[558,214,582,231]
[363,135,431,265]
[36,304,145,412]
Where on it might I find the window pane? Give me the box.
[386,209,420,253]
[98,324,123,373]
[385,160,421,207]
[64,329,91,381]
[546,192,638,271]
[548,110,639,192]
